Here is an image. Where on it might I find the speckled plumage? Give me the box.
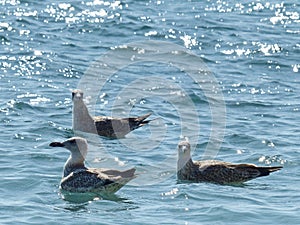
[72,89,152,138]
[50,137,136,193]
[177,141,282,184]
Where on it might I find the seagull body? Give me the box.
[177,141,282,184]
[50,137,136,193]
[72,89,152,138]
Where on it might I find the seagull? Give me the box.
[49,137,136,193]
[72,89,152,138]
[177,140,282,184]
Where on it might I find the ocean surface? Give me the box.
[1,0,299,224]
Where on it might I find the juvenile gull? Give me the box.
[72,89,152,138]
[49,137,136,193]
[177,141,282,184]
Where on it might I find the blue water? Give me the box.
[1,0,300,224]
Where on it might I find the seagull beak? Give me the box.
[49,142,65,147]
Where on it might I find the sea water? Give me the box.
[0,1,299,224]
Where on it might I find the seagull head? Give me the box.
[177,140,191,157]
[72,89,84,102]
[50,137,88,159]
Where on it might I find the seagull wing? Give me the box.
[94,113,151,138]
[60,169,114,192]
[195,161,282,184]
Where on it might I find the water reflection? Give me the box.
[60,190,127,204]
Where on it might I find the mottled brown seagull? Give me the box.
[177,140,282,184]
[72,89,152,138]
[49,137,136,193]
